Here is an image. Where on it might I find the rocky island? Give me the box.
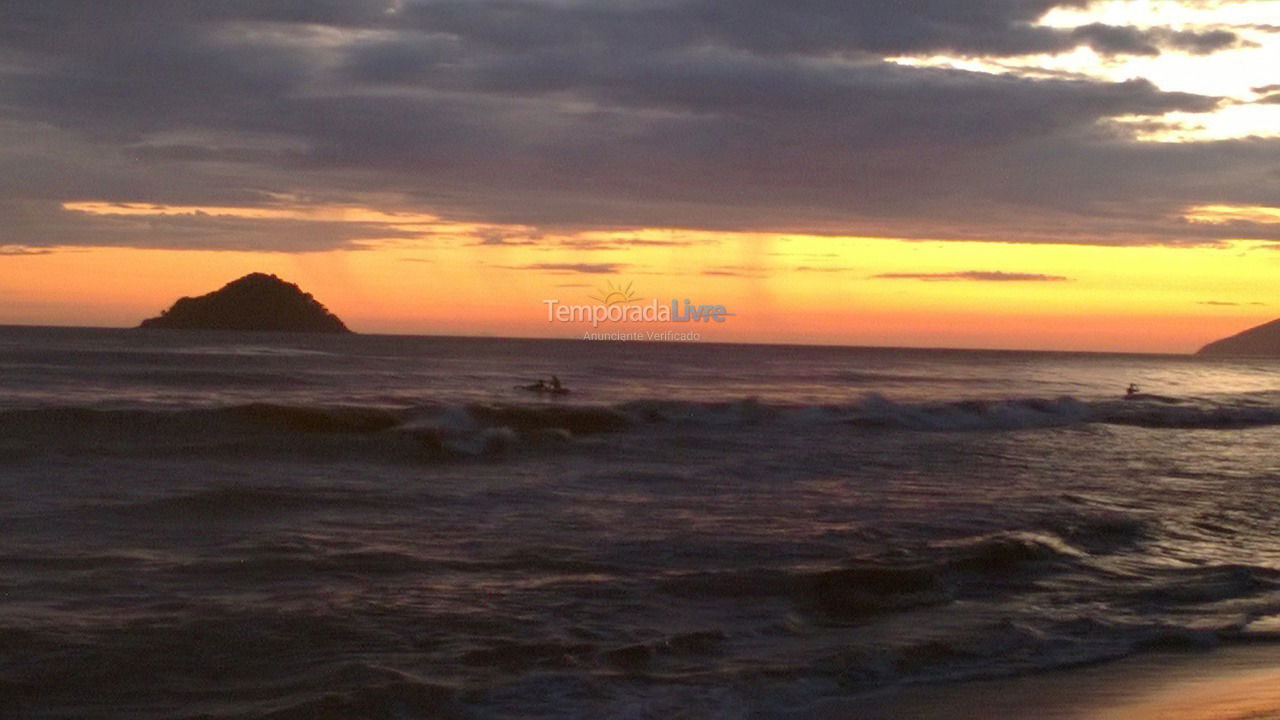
[1197,318,1280,356]
[139,273,352,333]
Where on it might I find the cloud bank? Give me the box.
[873,271,1072,282]
[0,0,1276,251]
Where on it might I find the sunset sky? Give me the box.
[2,0,1279,352]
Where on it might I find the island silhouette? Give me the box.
[139,273,351,333]
[1197,317,1280,356]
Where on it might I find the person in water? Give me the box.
[517,376,564,392]
[1126,383,1140,395]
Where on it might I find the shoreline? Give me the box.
[790,643,1280,720]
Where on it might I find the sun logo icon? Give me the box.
[589,280,642,306]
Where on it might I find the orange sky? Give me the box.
[3,214,1276,353]
[4,2,1279,353]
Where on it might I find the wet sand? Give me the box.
[790,644,1280,720]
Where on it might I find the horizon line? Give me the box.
[0,322,1211,358]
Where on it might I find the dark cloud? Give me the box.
[388,0,1243,58]
[1255,92,1280,105]
[0,245,56,256]
[1068,23,1161,56]
[1147,27,1251,55]
[555,237,698,251]
[1065,24,1249,56]
[604,238,697,247]
[1197,300,1267,306]
[701,266,767,277]
[0,200,419,252]
[472,230,541,246]
[873,271,1071,281]
[0,0,1271,252]
[498,262,626,274]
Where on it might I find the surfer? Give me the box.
[551,375,562,391]
[1126,383,1140,396]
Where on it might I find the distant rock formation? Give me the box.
[139,273,352,333]
[1197,318,1280,356]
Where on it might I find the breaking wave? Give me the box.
[3,392,1279,461]
[659,530,1088,620]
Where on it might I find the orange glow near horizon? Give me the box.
[3,220,1278,352]
[1185,204,1280,225]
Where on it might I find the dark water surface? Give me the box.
[3,326,1280,718]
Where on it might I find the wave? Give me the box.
[659,530,1088,620]
[4,616,466,720]
[222,403,403,433]
[114,485,392,519]
[618,393,1280,432]
[0,552,156,572]
[4,392,1280,461]
[1119,563,1280,605]
[651,529,1280,694]
[254,677,463,720]
[168,547,621,579]
[1092,399,1280,429]
[833,394,1092,431]
[111,368,322,388]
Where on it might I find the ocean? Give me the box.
[3,325,1280,719]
